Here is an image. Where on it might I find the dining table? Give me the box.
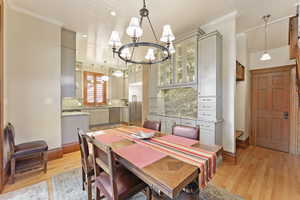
[87,126,223,199]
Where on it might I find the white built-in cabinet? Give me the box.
[148,29,223,146]
[197,31,223,146]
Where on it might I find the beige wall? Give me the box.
[4,7,62,163]
[235,33,251,140]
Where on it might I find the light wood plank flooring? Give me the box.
[212,146,300,200]
[1,146,300,200]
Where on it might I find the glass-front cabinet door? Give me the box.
[158,55,173,86]
[174,37,197,84]
[158,29,201,87]
[174,44,184,84]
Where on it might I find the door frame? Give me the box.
[250,65,298,154]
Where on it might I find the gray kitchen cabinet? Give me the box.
[120,107,129,123]
[83,108,110,126]
[61,47,76,97]
[62,113,89,145]
[109,108,120,124]
[61,29,76,98]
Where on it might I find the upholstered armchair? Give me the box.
[5,123,48,183]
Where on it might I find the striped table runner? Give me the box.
[115,127,217,189]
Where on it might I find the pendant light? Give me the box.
[260,15,272,61]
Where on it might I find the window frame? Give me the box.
[83,71,107,106]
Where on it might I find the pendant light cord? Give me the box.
[264,18,267,52]
[263,15,270,53]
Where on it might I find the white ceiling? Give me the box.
[8,0,298,59]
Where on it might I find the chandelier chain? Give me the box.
[147,16,159,42]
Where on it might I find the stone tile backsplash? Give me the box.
[149,87,197,119]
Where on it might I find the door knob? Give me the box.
[283,112,289,120]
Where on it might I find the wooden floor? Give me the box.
[1,151,81,198]
[212,146,300,200]
[1,146,300,200]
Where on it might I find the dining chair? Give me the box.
[143,120,161,132]
[172,124,200,194]
[77,129,94,200]
[5,123,48,184]
[172,124,200,140]
[90,137,150,200]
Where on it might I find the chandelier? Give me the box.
[108,0,176,65]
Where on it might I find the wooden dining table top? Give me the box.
[88,126,223,199]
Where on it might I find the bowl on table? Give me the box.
[132,131,155,139]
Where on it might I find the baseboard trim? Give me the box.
[62,142,80,154]
[237,137,249,149]
[223,151,237,165]
[48,148,63,161]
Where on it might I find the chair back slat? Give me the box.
[78,129,90,172]
[90,137,119,200]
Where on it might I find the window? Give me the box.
[83,71,107,105]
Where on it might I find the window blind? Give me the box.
[84,72,106,105]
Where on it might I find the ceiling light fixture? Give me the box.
[112,70,124,77]
[110,11,116,16]
[82,34,88,38]
[260,15,272,61]
[101,76,110,82]
[108,0,175,65]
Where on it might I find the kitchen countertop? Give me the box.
[62,111,90,117]
[63,105,128,112]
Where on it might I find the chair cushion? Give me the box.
[14,140,48,158]
[95,166,146,199]
[143,120,161,132]
[172,125,199,140]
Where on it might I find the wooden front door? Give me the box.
[252,67,291,152]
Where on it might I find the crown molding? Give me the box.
[7,1,64,27]
[201,11,238,29]
[242,15,292,34]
